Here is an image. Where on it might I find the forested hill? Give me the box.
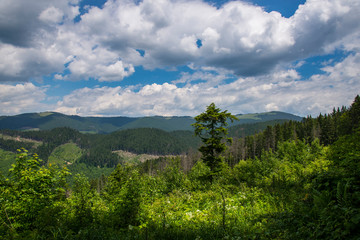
[0,111,302,133]
[0,119,287,169]
[1,96,359,239]
[0,112,136,133]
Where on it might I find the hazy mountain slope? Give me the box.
[0,118,299,171]
[228,119,291,137]
[36,113,138,133]
[121,112,303,131]
[119,116,195,131]
[102,128,196,155]
[0,111,302,133]
[0,112,136,133]
[232,111,302,126]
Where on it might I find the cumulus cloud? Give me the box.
[0,0,78,47]
[1,0,360,117]
[291,0,360,55]
[71,0,360,75]
[2,51,355,117]
[38,6,64,24]
[66,47,135,81]
[0,0,78,82]
[0,83,48,115]
[171,69,229,87]
[54,51,360,117]
[1,0,360,83]
[0,42,67,82]
[74,0,295,74]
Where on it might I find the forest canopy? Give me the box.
[0,95,360,239]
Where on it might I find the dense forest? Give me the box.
[0,118,292,170]
[0,95,359,239]
[0,111,301,133]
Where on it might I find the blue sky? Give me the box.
[0,0,359,117]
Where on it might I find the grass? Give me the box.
[79,130,98,134]
[47,142,114,183]
[38,112,54,117]
[236,113,261,120]
[113,150,177,164]
[0,133,42,148]
[48,143,83,166]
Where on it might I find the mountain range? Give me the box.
[0,111,303,133]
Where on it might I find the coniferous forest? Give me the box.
[1,95,360,239]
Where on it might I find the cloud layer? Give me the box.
[0,0,359,116]
[1,0,360,82]
[0,83,48,115]
[53,52,360,117]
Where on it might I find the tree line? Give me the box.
[0,95,359,239]
[226,99,357,165]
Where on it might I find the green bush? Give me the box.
[0,148,69,235]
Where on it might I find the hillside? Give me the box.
[0,118,302,175]
[1,96,359,240]
[0,110,303,178]
[0,111,302,133]
[0,112,136,133]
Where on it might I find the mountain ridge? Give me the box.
[0,111,303,133]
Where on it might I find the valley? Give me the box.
[1,97,359,239]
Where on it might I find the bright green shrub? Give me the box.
[0,148,69,235]
[63,174,107,233]
[159,157,187,194]
[105,164,143,229]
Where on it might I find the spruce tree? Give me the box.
[192,103,238,179]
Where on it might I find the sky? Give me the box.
[0,0,359,117]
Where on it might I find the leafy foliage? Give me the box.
[0,149,69,236]
[0,149,15,175]
[1,95,360,239]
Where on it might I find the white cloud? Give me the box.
[69,0,360,76]
[0,0,78,47]
[290,0,360,56]
[39,6,64,24]
[54,52,360,117]
[321,53,360,79]
[74,0,296,74]
[0,0,78,82]
[0,83,48,115]
[171,70,228,87]
[1,0,360,82]
[0,42,66,82]
[1,0,360,118]
[66,46,135,81]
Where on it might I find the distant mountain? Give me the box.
[121,116,195,132]
[235,111,303,124]
[0,112,136,133]
[0,111,303,133]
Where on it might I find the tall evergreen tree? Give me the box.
[192,103,238,178]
